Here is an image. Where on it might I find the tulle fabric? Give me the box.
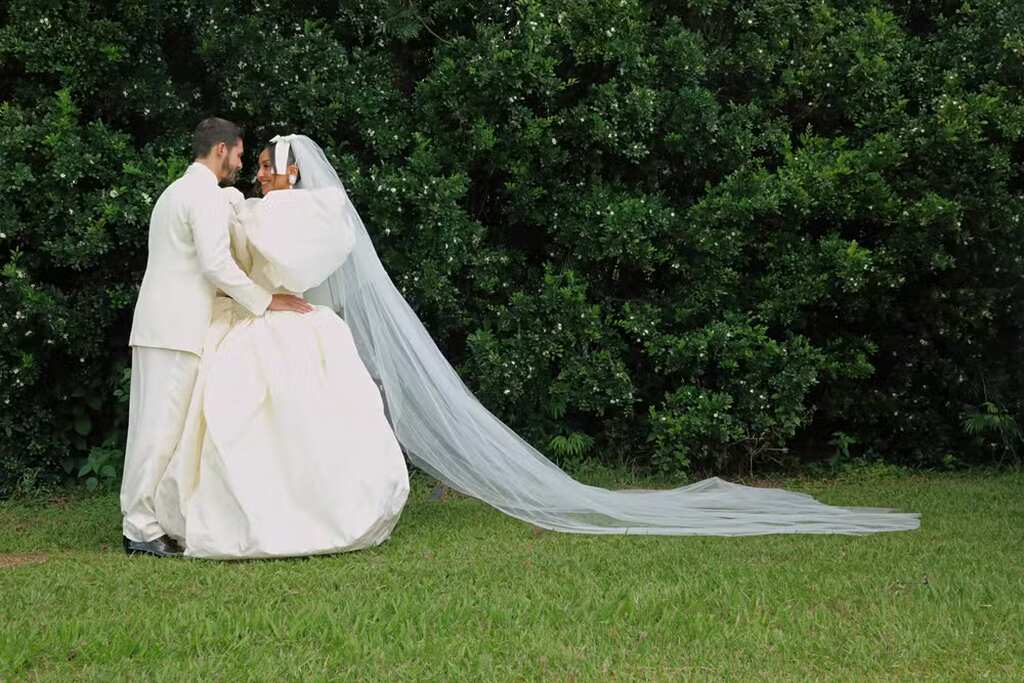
[287,134,920,536]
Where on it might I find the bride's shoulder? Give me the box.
[270,186,344,199]
[264,187,347,210]
[220,186,245,206]
[219,187,261,212]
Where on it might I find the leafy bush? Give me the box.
[2,0,1022,494]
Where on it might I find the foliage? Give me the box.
[961,400,1022,464]
[2,0,1023,493]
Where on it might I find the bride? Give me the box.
[156,134,918,560]
[152,137,410,559]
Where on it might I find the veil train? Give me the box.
[276,134,920,536]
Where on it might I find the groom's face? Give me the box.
[219,138,244,184]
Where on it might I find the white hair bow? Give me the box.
[269,134,298,175]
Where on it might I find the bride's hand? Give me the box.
[268,293,315,314]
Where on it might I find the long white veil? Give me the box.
[284,134,920,535]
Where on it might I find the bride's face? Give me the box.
[256,148,296,195]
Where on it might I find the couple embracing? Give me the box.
[121,118,409,559]
[121,118,919,562]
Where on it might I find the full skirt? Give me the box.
[154,298,410,559]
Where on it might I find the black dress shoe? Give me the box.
[122,534,184,557]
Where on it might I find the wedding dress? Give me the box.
[153,185,410,559]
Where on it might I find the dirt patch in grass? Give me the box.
[0,553,49,568]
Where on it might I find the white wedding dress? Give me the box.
[153,186,410,560]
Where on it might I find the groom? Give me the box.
[121,117,314,557]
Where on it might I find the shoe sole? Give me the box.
[123,548,183,558]
[122,539,184,558]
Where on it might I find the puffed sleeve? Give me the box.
[246,187,356,294]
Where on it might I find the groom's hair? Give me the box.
[192,117,244,159]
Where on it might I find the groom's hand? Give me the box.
[268,293,315,314]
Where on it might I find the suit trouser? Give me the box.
[120,346,200,542]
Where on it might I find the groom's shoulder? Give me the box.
[149,175,211,223]
[162,169,218,202]
[151,175,187,211]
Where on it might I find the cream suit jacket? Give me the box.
[128,163,273,355]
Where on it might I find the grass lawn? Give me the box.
[1,467,1021,681]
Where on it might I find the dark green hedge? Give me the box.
[2,0,1022,494]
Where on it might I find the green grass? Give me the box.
[1,468,1021,681]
